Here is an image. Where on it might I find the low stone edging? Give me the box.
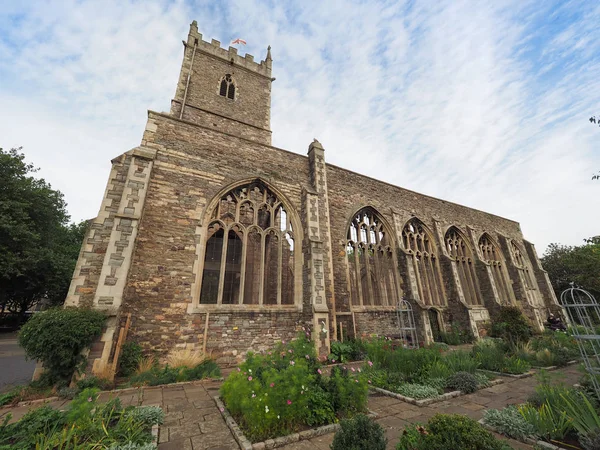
[477,369,535,379]
[0,377,223,411]
[214,395,377,450]
[478,418,566,449]
[370,379,504,406]
[532,360,578,372]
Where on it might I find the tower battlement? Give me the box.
[185,20,272,78]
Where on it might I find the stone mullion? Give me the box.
[425,255,437,306]
[277,232,283,305]
[468,261,481,305]
[433,257,446,306]
[354,246,364,306]
[412,254,426,305]
[345,243,356,307]
[364,246,376,306]
[387,254,398,306]
[420,254,432,306]
[372,247,385,306]
[237,230,248,304]
[216,227,229,305]
[259,232,266,305]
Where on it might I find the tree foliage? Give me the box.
[0,147,87,316]
[542,237,600,298]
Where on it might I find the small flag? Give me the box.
[231,38,247,45]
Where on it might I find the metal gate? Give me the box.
[560,285,600,399]
[396,298,419,349]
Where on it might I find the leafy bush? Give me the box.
[331,414,387,450]
[396,414,512,450]
[444,350,480,373]
[0,382,53,407]
[428,342,450,352]
[483,406,537,441]
[329,341,353,363]
[76,375,113,391]
[396,383,439,399]
[18,307,106,383]
[119,342,143,377]
[0,389,162,449]
[440,325,475,345]
[220,335,368,442]
[128,359,220,387]
[502,356,530,374]
[474,372,492,388]
[472,338,506,372]
[423,377,447,394]
[446,371,478,393]
[489,306,532,344]
[518,403,572,441]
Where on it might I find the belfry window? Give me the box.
[345,208,400,307]
[199,181,297,306]
[402,218,446,306]
[219,74,236,100]
[445,227,482,306]
[479,234,514,305]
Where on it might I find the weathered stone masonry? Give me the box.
[65,21,559,372]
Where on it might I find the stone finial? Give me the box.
[265,45,272,70]
[308,138,324,153]
[266,45,272,61]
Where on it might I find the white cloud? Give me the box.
[0,0,599,255]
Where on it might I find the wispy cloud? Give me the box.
[0,0,598,253]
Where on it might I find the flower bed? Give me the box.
[481,377,600,450]
[0,388,163,449]
[219,335,369,444]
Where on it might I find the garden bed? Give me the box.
[478,419,569,450]
[477,368,536,379]
[215,396,377,450]
[370,378,504,406]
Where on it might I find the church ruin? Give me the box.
[65,21,559,369]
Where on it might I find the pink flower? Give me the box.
[252,394,256,398]
[248,376,253,381]
[237,367,241,372]
[368,380,372,384]
[368,361,373,367]
[220,407,224,412]
[351,367,356,372]
[317,369,322,374]
[87,397,92,402]
[332,359,336,363]
[355,379,359,383]
[270,383,275,388]
[290,360,295,366]
[305,354,310,359]
[282,340,285,344]
[287,400,292,405]
[343,366,347,370]
[288,349,293,353]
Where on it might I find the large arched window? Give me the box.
[219,74,236,100]
[479,234,513,305]
[445,227,482,306]
[510,241,539,294]
[345,208,399,307]
[199,181,297,306]
[402,218,446,306]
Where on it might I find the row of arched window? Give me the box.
[197,182,540,309]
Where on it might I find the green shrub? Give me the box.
[423,377,447,394]
[428,342,450,352]
[440,325,475,345]
[18,307,106,383]
[119,342,143,377]
[331,414,387,450]
[489,306,532,344]
[518,402,572,441]
[220,334,367,442]
[396,414,511,450]
[181,359,221,380]
[444,350,480,373]
[76,376,113,391]
[502,356,530,374]
[396,383,439,399]
[0,406,66,449]
[329,340,366,363]
[473,338,506,372]
[483,406,537,441]
[474,372,492,388]
[426,360,452,379]
[129,365,179,386]
[446,371,478,394]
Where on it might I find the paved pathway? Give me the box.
[0,332,35,392]
[0,366,581,450]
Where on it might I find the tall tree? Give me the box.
[0,147,87,317]
[542,237,600,299]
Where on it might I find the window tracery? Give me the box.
[199,181,297,306]
[445,227,482,306]
[479,234,513,305]
[510,241,537,291]
[219,74,236,100]
[345,209,399,307]
[402,218,445,306]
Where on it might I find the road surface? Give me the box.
[0,332,35,392]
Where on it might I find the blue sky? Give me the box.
[0,0,598,254]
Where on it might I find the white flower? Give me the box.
[277,415,280,419]
[265,405,269,413]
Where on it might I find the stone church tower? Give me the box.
[65,21,559,372]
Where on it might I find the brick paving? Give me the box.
[0,366,581,450]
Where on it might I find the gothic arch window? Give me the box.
[479,234,514,305]
[402,218,446,306]
[445,227,482,306]
[199,181,298,306]
[219,74,236,100]
[510,241,539,293]
[345,208,400,307]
